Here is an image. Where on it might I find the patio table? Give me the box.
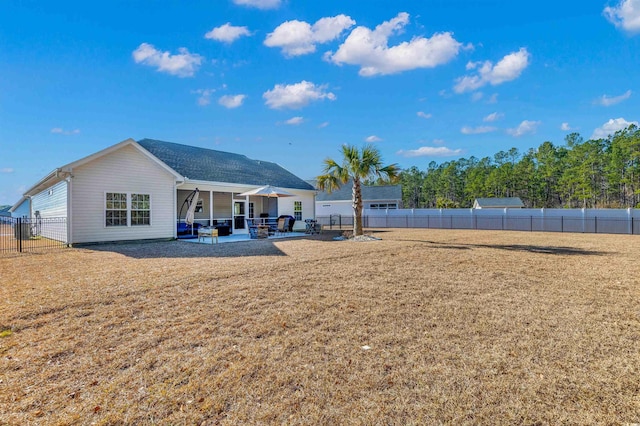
[197,227,218,244]
[257,225,270,239]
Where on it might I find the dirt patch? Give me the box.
[1,229,639,424]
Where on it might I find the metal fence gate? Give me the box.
[0,216,68,253]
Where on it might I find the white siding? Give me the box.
[70,144,176,243]
[30,180,68,242]
[31,180,68,218]
[316,200,353,217]
[275,190,316,231]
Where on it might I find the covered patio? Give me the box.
[176,184,307,238]
[179,230,308,244]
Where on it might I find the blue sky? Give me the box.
[2,0,640,206]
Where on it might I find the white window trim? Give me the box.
[294,200,303,221]
[104,192,152,228]
[131,193,152,226]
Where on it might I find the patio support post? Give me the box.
[209,190,213,227]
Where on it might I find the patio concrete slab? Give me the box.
[179,232,307,244]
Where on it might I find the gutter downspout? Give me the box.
[66,172,73,246]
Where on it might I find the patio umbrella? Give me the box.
[237,185,294,198]
[238,185,294,231]
[184,188,200,235]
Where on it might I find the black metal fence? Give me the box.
[0,216,68,253]
[317,214,640,235]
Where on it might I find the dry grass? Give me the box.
[1,229,639,425]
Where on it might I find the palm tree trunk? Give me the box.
[352,179,363,236]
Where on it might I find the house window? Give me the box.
[131,194,151,226]
[369,203,398,210]
[294,201,302,221]
[106,193,151,227]
[106,193,127,226]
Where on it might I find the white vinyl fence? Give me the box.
[317,208,640,235]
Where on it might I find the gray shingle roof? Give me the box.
[310,180,402,202]
[474,197,524,208]
[138,139,314,190]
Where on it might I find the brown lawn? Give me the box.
[1,229,639,425]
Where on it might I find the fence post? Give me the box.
[17,217,23,253]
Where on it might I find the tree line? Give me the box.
[399,125,640,209]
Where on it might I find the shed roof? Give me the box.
[138,139,314,190]
[473,197,524,208]
[310,180,402,202]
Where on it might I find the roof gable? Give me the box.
[311,180,402,202]
[21,138,182,197]
[138,139,314,190]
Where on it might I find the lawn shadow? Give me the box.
[401,240,610,256]
[78,239,289,259]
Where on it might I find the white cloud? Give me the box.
[205,23,251,43]
[487,93,499,104]
[460,125,497,134]
[397,146,463,158]
[132,43,203,77]
[192,89,215,106]
[365,135,382,142]
[591,117,639,139]
[507,120,540,137]
[264,15,355,57]
[416,111,432,119]
[285,116,304,125]
[263,80,336,109]
[483,112,504,122]
[218,94,247,109]
[594,89,632,106]
[471,92,484,102]
[51,127,80,135]
[233,0,281,9]
[318,121,330,128]
[604,0,640,32]
[560,122,574,131]
[454,48,530,93]
[327,12,462,76]
[1,168,14,173]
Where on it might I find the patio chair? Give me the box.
[248,225,258,239]
[305,219,321,234]
[276,217,289,235]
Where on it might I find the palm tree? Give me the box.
[317,144,398,236]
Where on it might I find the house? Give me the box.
[8,197,30,217]
[15,138,315,244]
[473,197,524,209]
[311,180,402,217]
[0,205,11,217]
